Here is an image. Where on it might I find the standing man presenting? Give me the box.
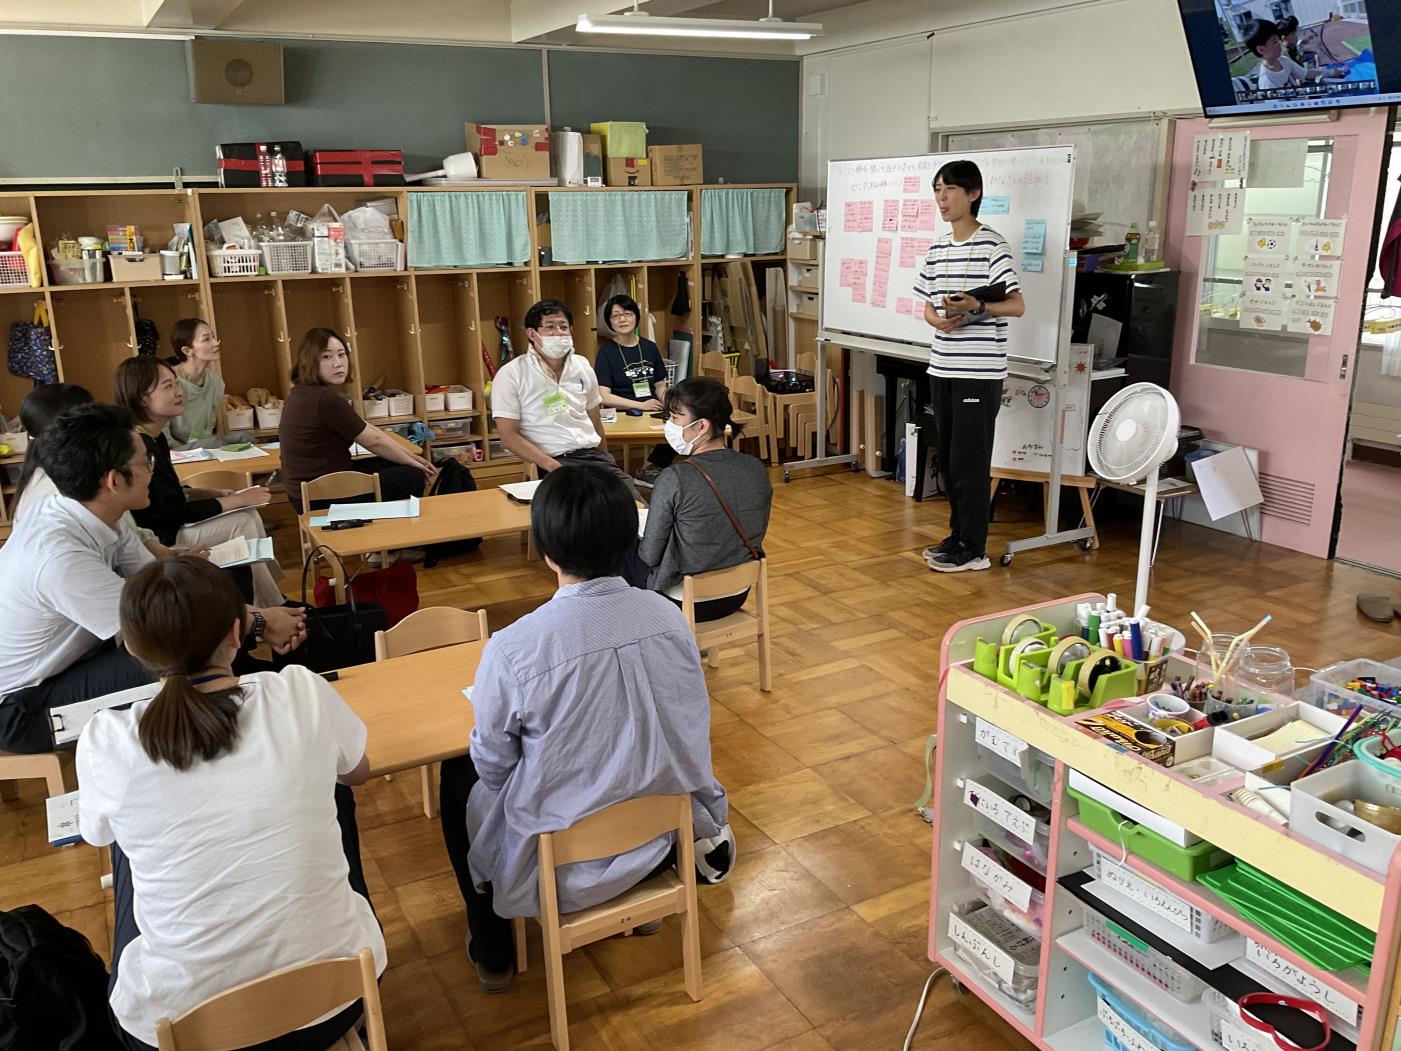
[914,160,1025,573]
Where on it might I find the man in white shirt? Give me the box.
[490,299,636,492]
[0,404,306,753]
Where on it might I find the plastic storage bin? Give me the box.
[0,251,29,286]
[975,739,1057,807]
[446,384,474,411]
[1308,658,1401,715]
[362,398,389,420]
[260,241,314,276]
[1089,973,1195,1051]
[1292,759,1401,875]
[207,248,262,277]
[965,775,1052,871]
[424,389,446,412]
[254,405,281,428]
[1088,846,1232,945]
[385,390,414,416]
[965,842,1046,935]
[50,258,106,284]
[1203,988,1276,1051]
[1069,787,1231,881]
[224,408,255,431]
[347,239,404,271]
[947,899,1040,1011]
[1082,901,1207,1002]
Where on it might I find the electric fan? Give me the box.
[1087,382,1180,614]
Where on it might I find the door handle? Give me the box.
[1339,354,1349,380]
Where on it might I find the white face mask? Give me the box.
[537,334,573,359]
[664,418,703,456]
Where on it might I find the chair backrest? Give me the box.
[545,795,691,867]
[700,351,730,381]
[523,462,540,482]
[797,352,817,375]
[375,606,489,660]
[302,471,381,511]
[681,558,763,605]
[154,948,386,1051]
[182,468,253,492]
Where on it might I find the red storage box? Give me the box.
[216,141,307,187]
[310,149,406,187]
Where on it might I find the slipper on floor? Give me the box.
[1357,594,1395,623]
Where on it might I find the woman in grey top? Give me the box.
[633,377,772,621]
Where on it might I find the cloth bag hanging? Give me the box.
[8,303,58,385]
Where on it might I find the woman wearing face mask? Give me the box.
[491,299,636,492]
[631,377,771,621]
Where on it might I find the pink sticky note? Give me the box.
[871,275,888,309]
[896,297,914,315]
[910,298,925,317]
[903,175,922,194]
[843,201,861,232]
[856,201,875,232]
[881,200,900,232]
[900,200,920,233]
[839,259,857,287]
[852,283,867,304]
[900,236,930,269]
[917,200,937,231]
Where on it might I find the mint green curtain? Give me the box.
[700,188,786,256]
[547,191,690,264]
[407,191,531,268]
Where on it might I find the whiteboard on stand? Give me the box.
[822,145,1077,363]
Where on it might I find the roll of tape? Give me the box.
[1001,614,1045,647]
[1009,637,1049,663]
[1077,648,1123,698]
[1049,637,1093,678]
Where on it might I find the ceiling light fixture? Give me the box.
[577,0,822,40]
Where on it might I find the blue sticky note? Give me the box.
[1021,254,1045,273]
[1023,219,1047,255]
[982,195,1010,215]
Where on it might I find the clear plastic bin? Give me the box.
[1082,902,1207,1002]
[1089,973,1195,1051]
[1088,846,1233,945]
[260,240,314,276]
[975,739,1057,807]
[1293,759,1401,875]
[948,898,1040,1011]
[966,775,1052,872]
[1308,658,1401,716]
[208,248,262,277]
[966,842,1046,935]
[347,239,404,271]
[1203,988,1275,1051]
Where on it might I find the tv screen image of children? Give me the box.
[1213,0,1376,107]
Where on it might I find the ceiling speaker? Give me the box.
[188,39,284,105]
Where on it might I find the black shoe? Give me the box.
[928,542,991,573]
[634,463,665,488]
[921,536,957,561]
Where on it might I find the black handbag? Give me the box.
[297,545,389,672]
[421,456,483,568]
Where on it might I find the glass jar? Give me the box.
[1190,632,1258,720]
[1234,645,1294,702]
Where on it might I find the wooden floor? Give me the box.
[5,469,1401,1050]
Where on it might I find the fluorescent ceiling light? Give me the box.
[576,10,822,39]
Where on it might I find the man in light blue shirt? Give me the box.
[438,464,732,992]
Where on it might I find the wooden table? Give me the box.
[173,433,422,485]
[335,640,482,776]
[301,488,533,559]
[602,410,756,470]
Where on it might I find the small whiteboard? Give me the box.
[823,145,1076,362]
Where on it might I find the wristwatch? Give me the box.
[969,300,987,318]
[250,610,267,642]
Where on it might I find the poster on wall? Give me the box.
[1295,218,1347,257]
[1294,259,1342,299]
[1287,298,1336,336]
[1243,256,1287,294]
[1187,189,1244,236]
[1245,218,1292,256]
[1193,132,1250,182]
[1246,139,1308,189]
[1238,293,1288,331]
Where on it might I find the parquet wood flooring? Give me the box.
[5,467,1401,1050]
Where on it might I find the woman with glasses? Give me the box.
[630,377,772,622]
[113,357,284,607]
[594,294,675,488]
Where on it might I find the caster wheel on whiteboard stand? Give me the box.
[1000,553,1014,567]
[1079,538,1094,551]
[783,470,791,484]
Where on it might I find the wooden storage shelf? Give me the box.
[50,278,202,292]
[426,409,482,421]
[931,594,1401,1051]
[0,284,40,296]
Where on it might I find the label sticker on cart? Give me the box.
[947,912,1016,983]
[1245,940,1362,1026]
[1095,855,1193,933]
[1096,997,1159,1051]
[1219,1016,1271,1051]
[975,718,1029,766]
[961,842,1033,912]
[963,778,1037,845]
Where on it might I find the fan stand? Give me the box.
[1132,467,1159,615]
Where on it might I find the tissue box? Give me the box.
[309,149,405,187]
[648,145,703,185]
[216,141,307,188]
[591,122,648,158]
[605,156,651,187]
[465,124,550,180]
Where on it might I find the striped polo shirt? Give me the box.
[913,225,1020,381]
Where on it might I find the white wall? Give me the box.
[800,0,1204,197]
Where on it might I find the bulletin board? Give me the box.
[822,146,1076,363]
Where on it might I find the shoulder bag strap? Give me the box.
[686,461,761,561]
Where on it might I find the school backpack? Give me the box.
[421,456,483,568]
[0,904,117,1050]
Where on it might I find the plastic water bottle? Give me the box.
[1141,220,1160,265]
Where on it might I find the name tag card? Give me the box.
[1245,940,1362,1027]
[1218,1015,1271,1051]
[975,718,1029,766]
[961,842,1033,912]
[948,912,1016,983]
[963,778,1037,845]
[1095,855,1194,934]
[1096,997,1159,1051]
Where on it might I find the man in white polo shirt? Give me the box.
[491,299,635,493]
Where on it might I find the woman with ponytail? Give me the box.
[76,557,385,1051]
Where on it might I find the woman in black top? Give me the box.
[594,294,675,488]
[113,357,286,607]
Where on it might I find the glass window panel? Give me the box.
[1195,138,1332,378]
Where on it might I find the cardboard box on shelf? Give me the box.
[591,122,648,158]
[648,145,703,186]
[605,156,651,187]
[582,134,604,182]
[465,123,551,180]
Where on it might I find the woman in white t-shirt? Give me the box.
[77,557,385,1051]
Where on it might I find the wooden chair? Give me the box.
[729,376,777,464]
[510,795,703,1051]
[700,351,734,383]
[793,368,840,461]
[181,468,254,493]
[682,559,770,691]
[374,607,489,818]
[0,749,69,803]
[301,471,387,567]
[154,947,386,1051]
